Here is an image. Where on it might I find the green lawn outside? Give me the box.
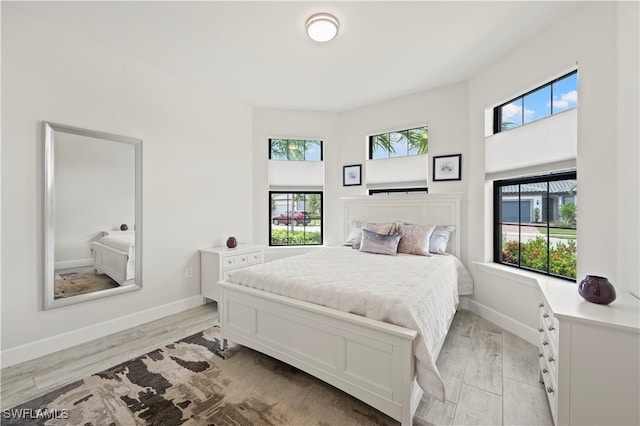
[537,227,576,239]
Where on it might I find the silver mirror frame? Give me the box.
[43,121,143,309]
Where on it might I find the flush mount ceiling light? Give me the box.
[305,13,339,42]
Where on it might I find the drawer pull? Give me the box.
[538,328,544,333]
[548,325,556,331]
[542,368,548,374]
[538,353,544,358]
[543,340,549,346]
[538,302,545,308]
[546,386,555,394]
[548,356,555,363]
[543,313,549,318]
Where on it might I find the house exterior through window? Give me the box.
[494,171,577,280]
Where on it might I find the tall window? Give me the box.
[268,138,323,246]
[369,126,428,159]
[269,192,322,246]
[494,171,577,280]
[494,71,577,133]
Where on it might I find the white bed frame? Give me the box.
[218,193,462,425]
[91,230,134,285]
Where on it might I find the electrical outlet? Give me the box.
[186,267,193,278]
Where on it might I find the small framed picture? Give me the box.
[433,154,462,181]
[343,164,362,186]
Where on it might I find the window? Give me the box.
[368,187,428,195]
[269,139,322,161]
[494,71,577,133]
[494,171,577,280]
[270,192,322,246]
[369,126,428,159]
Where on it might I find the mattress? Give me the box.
[227,246,473,401]
[97,234,134,253]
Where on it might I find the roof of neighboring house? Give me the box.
[501,180,577,195]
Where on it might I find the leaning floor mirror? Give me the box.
[43,121,142,309]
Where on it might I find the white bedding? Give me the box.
[98,234,134,253]
[227,246,473,401]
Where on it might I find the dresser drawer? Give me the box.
[539,353,557,421]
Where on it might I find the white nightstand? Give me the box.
[200,244,264,302]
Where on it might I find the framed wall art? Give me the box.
[433,154,461,181]
[343,164,361,186]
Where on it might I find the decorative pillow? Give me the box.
[345,221,397,249]
[397,223,436,256]
[359,228,401,256]
[344,220,363,247]
[430,225,455,255]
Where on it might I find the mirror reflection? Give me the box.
[44,122,142,309]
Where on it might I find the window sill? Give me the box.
[473,261,571,289]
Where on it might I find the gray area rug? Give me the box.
[4,326,396,425]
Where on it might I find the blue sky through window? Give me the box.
[499,71,577,131]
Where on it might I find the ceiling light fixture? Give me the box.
[305,13,339,42]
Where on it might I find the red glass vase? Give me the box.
[226,237,237,248]
[578,275,616,305]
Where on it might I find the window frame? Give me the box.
[368,125,428,160]
[368,187,428,195]
[269,191,323,247]
[268,138,323,161]
[493,170,577,281]
[493,70,577,134]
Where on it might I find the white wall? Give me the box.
[1,5,253,364]
[55,132,135,266]
[252,81,469,255]
[252,109,340,259]
[466,1,638,341]
[337,82,469,251]
[616,1,640,298]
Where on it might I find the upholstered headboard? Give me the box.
[342,193,462,256]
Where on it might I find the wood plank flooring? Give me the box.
[0,305,552,425]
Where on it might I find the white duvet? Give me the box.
[227,246,473,401]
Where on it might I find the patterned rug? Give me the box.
[54,271,119,299]
[4,326,396,425]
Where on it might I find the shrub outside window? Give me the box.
[494,171,577,280]
[270,192,322,246]
[495,71,577,133]
[369,126,428,160]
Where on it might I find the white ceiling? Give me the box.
[7,1,580,112]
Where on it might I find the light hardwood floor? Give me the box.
[0,305,552,425]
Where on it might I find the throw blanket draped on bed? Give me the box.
[227,246,473,401]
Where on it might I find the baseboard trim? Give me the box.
[0,296,204,368]
[459,296,538,345]
[55,258,94,270]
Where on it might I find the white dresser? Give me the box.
[200,244,264,302]
[538,278,639,425]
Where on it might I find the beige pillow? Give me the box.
[397,223,436,256]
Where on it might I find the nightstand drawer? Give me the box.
[223,250,263,270]
[200,244,265,302]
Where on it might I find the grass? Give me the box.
[537,227,576,238]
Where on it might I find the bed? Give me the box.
[91,230,135,285]
[218,193,471,425]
